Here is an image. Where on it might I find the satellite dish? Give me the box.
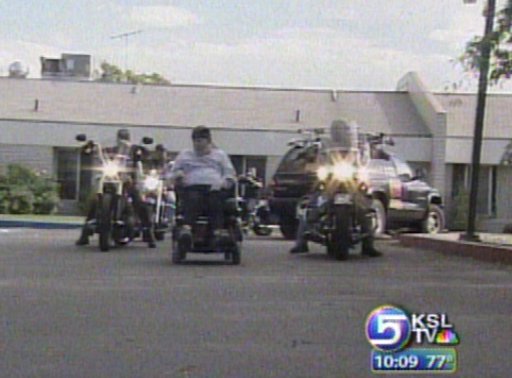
[8,61,29,78]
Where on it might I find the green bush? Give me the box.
[0,189,9,214]
[450,190,469,231]
[0,164,60,215]
[7,164,41,187]
[450,189,483,231]
[32,176,60,214]
[8,185,34,214]
[33,190,60,214]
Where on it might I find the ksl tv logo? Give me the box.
[365,305,460,352]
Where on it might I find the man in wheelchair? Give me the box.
[167,126,238,255]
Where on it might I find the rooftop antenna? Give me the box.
[110,30,142,71]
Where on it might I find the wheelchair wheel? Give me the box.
[231,242,241,265]
[171,240,186,264]
[155,230,166,241]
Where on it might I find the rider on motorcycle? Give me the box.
[75,128,156,248]
[167,125,236,248]
[238,168,263,219]
[289,119,381,257]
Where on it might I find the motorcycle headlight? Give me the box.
[102,161,121,178]
[357,167,370,184]
[332,162,355,181]
[144,176,160,191]
[317,166,329,181]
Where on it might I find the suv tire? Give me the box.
[280,218,298,240]
[421,204,445,234]
[371,199,386,236]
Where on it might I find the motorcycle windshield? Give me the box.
[323,148,358,165]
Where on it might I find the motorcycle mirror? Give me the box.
[142,137,153,145]
[384,136,395,146]
[76,134,87,142]
[414,167,427,180]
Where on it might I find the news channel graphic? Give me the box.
[365,305,460,373]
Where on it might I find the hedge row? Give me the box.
[0,164,60,215]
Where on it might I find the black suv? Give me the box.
[268,137,445,239]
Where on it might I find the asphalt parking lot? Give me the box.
[1,229,511,377]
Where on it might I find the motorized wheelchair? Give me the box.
[171,184,243,264]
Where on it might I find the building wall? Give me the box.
[478,164,512,232]
[0,144,53,174]
[496,166,512,220]
[444,164,454,226]
[397,72,448,198]
[445,138,512,164]
[0,119,433,175]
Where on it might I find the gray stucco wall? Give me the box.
[0,119,297,156]
[445,138,512,164]
[0,144,53,174]
[0,118,434,174]
[496,166,512,220]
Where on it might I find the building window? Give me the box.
[230,155,244,176]
[246,156,267,184]
[451,164,497,216]
[228,155,267,183]
[451,164,467,198]
[66,59,75,71]
[491,166,497,216]
[55,148,80,200]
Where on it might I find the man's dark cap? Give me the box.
[117,128,131,141]
[191,125,211,140]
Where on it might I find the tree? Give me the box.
[98,61,171,86]
[460,0,512,83]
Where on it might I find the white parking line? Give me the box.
[0,228,21,233]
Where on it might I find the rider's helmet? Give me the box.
[115,129,133,163]
[191,125,212,141]
[329,119,359,149]
[117,128,131,142]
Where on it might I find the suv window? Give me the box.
[368,159,395,178]
[277,145,319,174]
[391,157,414,181]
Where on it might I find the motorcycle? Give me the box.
[240,198,277,236]
[237,175,276,236]
[299,147,376,260]
[139,167,174,241]
[76,134,152,252]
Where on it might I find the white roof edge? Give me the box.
[0,76,405,95]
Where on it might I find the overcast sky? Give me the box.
[0,0,507,91]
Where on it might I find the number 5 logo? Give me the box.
[374,314,408,345]
[366,305,411,352]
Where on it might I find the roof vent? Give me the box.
[8,61,29,78]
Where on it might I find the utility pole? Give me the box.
[460,0,496,241]
[110,30,142,71]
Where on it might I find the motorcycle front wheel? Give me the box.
[327,206,351,260]
[280,218,298,240]
[98,193,113,252]
[253,223,272,236]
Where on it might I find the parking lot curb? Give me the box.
[0,220,82,230]
[398,234,512,265]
